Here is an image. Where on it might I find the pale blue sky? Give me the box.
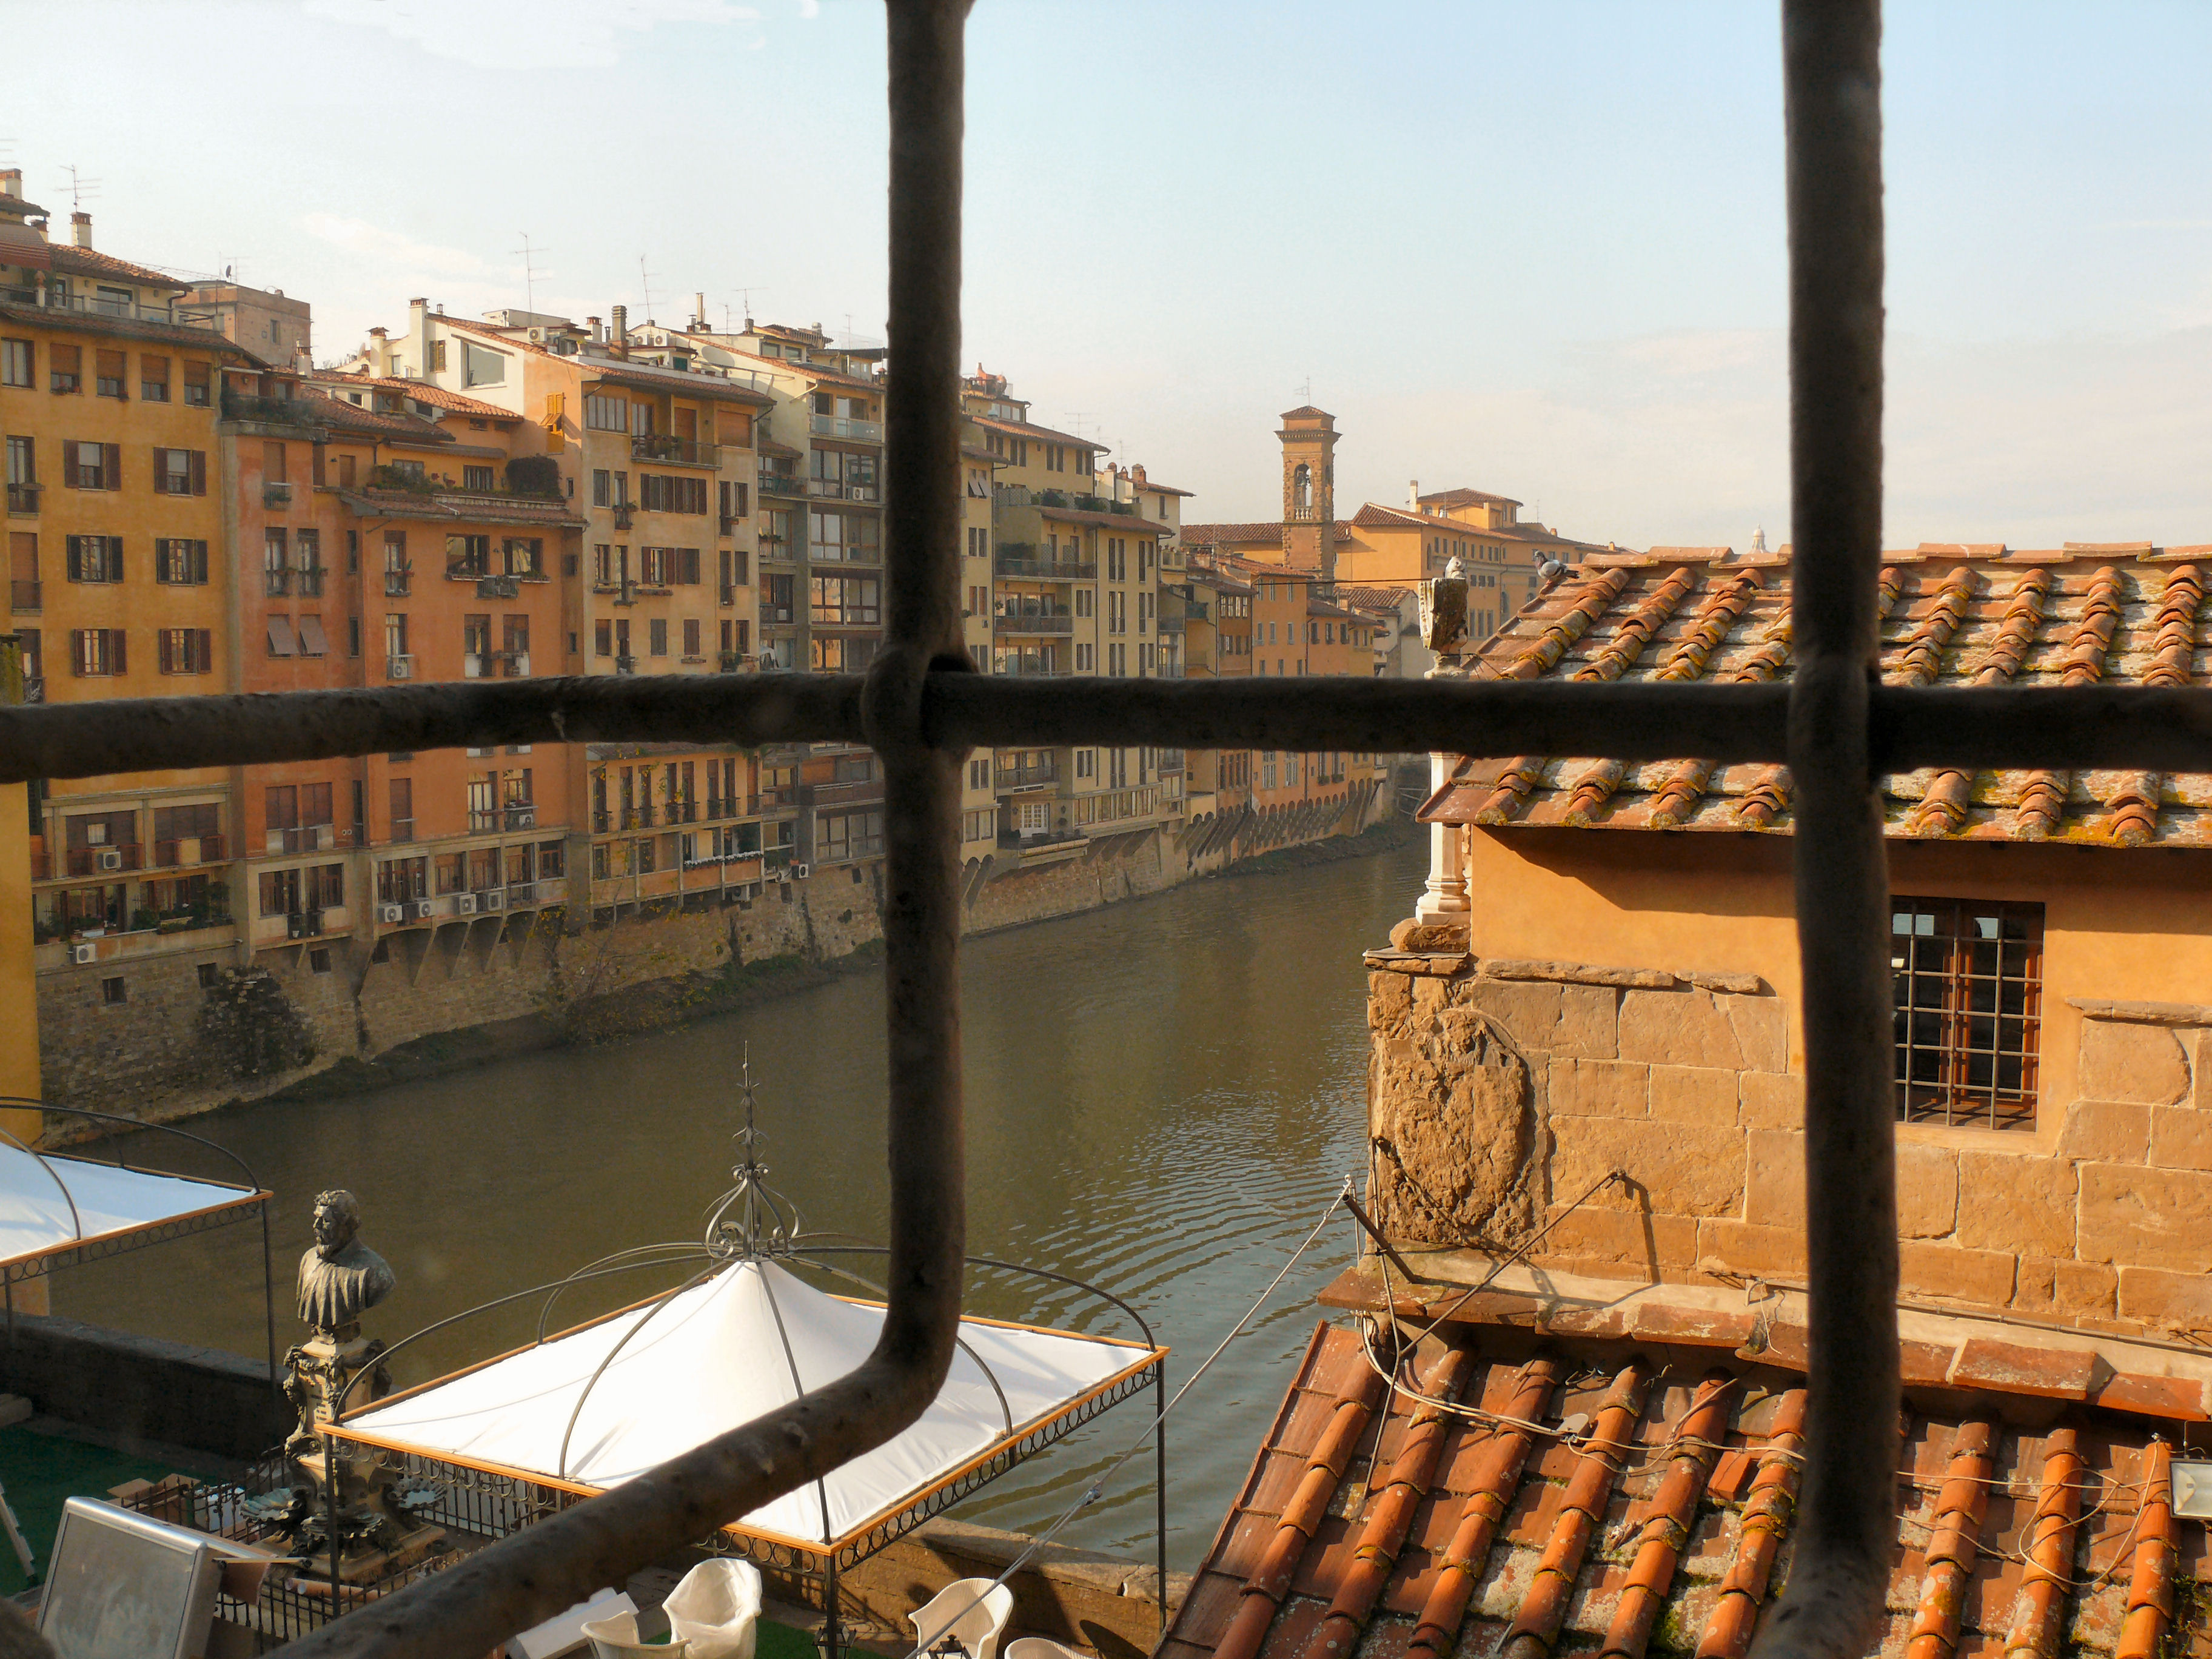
[10,1,2212,549]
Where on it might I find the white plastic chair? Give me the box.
[1004,1639,1087,1659]
[664,1557,764,1659]
[909,1578,1014,1659]
[581,1605,691,1658]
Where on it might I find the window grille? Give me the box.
[0,4,2180,1655]
[1892,897,2043,1130]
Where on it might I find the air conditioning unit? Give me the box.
[455,893,478,914]
[790,862,811,880]
[411,898,436,920]
[379,903,405,924]
[313,824,334,851]
[70,943,96,965]
[95,848,123,871]
[509,808,535,830]
[483,890,506,911]
[389,655,415,680]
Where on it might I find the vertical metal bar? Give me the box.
[1155,1358,1169,1637]
[1752,5,1896,1659]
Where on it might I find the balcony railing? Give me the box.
[632,435,720,468]
[807,478,879,501]
[504,805,538,831]
[297,565,326,597]
[9,579,38,612]
[265,824,340,855]
[11,289,218,330]
[385,569,412,596]
[809,413,883,442]
[153,834,228,867]
[391,818,415,843]
[993,554,1095,581]
[5,483,38,514]
[264,568,292,596]
[622,806,655,830]
[801,778,885,809]
[759,471,806,497]
[993,611,1073,635]
[63,843,144,877]
[1286,504,1317,522]
[994,762,1057,789]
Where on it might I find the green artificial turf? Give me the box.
[755,1617,822,1659]
[0,1425,178,1594]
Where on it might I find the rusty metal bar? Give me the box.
[22,673,2212,790]
[1751,7,1896,1659]
[280,2,974,1651]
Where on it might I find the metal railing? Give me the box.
[4,483,38,514]
[810,412,884,441]
[993,610,1072,634]
[0,7,1960,1656]
[7,289,218,330]
[8,579,38,612]
[993,553,1094,580]
[759,470,806,495]
[62,842,142,876]
[808,477,879,501]
[632,434,720,467]
[153,833,227,866]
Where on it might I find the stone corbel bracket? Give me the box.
[1361,949,1771,997]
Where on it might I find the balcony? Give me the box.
[994,760,1058,789]
[612,503,635,530]
[809,413,883,443]
[800,778,885,809]
[391,817,415,843]
[153,834,228,868]
[264,481,293,509]
[622,805,655,830]
[10,579,38,612]
[632,434,720,468]
[1287,504,1317,522]
[993,609,1073,635]
[264,568,292,597]
[286,908,326,940]
[615,654,638,675]
[504,805,538,831]
[759,471,805,497]
[993,552,1095,581]
[265,824,339,855]
[807,478,879,501]
[500,651,531,677]
[463,654,492,679]
[667,800,699,825]
[5,483,38,515]
[297,565,326,597]
[384,569,412,596]
[63,843,144,877]
[10,290,217,330]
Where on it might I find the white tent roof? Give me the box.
[0,1145,263,1270]
[344,1259,1155,1547]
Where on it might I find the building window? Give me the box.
[585,395,627,432]
[464,465,495,492]
[156,538,209,584]
[50,344,81,394]
[0,340,30,388]
[71,629,125,676]
[1892,897,2043,1131]
[65,441,116,489]
[182,360,210,406]
[65,535,124,583]
[94,349,126,398]
[156,628,213,674]
[649,617,669,656]
[141,355,170,401]
[155,447,206,495]
[102,977,127,1006]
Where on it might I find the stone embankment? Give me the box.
[41,786,1410,1136]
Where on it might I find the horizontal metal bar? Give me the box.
[15,676,2212,789]
[0,674,866,785]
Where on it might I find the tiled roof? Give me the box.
[431,313,774,406]
[1186,523,1289,546]
[974,413,1094,450]
[332,487,582,528]
[1338,585,1416,615]
[1164,1317,2204,1659]
[1420,548,2212,847]
[1280,404,1333,420]
[1418,486,1523,509]
[47,244,187,289]
[296,389,453,443]
[1350,503,1447,532]
[317,374,520,422]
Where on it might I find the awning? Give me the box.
[334,1258,1161,1563]
[295,614,329,657]
[0,1141,267,1284]
[265,615,297,656]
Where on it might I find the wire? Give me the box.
[903,1176,1355,1659]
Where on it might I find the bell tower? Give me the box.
[1278,406,1338,582]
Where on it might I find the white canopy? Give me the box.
[0,1144,263,1272]
[343,1259,1155,1548]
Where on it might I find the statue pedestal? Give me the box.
[284,1333,444,1584]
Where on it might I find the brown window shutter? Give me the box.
[112,629,125,675]
[68,629,83,674]
[197,629,212,669]
[61,442,77,489]
[191,451,206,495]
[159,629,174,674]
[65,537,81,581]
[103,443,120,488]
[152,445,166,484]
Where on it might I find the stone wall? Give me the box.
[42,794,1401,1132]
[1366,950,2212,1341]
[0,1312,289,1461]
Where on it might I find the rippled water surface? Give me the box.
[56,836,1424,1567]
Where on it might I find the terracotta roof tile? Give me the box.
[1168,1320,2199,1659]
[1418,549,2212,848]
[316,373,521,422]
[1183,522,1286,548]
[47,243,187,289]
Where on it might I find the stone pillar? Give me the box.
[1415,744,1468,923]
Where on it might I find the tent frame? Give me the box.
[0,1099,278,1395]
[320,1247,1167,1659]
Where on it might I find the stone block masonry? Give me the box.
[1365,949,2212,1342]
[41,797,1404,1133]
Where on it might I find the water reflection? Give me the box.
[56,838,1423,1567]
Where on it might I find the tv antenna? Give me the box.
[638,255,660,324]
[1294,377,1312,404]
[59,164,101,210]
[514,233,548,315]
[729,287,765,330]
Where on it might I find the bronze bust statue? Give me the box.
[296,1188,394,1341]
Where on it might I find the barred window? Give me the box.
[1892,897,2043,1130]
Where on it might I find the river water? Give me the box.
[55,836,1424,1569]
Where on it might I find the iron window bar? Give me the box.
[0,2,2122,1656]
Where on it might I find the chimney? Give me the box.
[70,211,92,249]
[694,290,706,329]
[367,326,391,375]
[586,315,602,344]
[1131,463,1146,485]
[0,170,20,202]
[294,347,312,376]
[610,305,628,358]
[1407,479,1419,510]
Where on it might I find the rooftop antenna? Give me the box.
[1295,377,1312,404]
[59,164,101,210]
[514,233,547,315]
[638,254,660,325]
